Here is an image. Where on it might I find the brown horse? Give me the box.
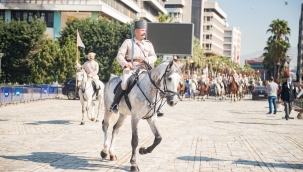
[228,75,238,102]
[197,82,209,101]
[177,80,186,101]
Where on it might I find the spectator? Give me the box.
[281,75,297,120]
[266,77,279,114]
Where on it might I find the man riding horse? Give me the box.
[191,71,198,89]
[109,20,157,113]
[232,70,240,87]
[76,52,101,98]
[199,70,207,86]
[216,73,224,89]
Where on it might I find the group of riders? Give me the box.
[182,68,264,98]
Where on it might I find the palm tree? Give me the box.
[264,18,291,82]
[156,12,173,23]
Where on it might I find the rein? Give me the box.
[77,70,93,101]
[136,61,179,119]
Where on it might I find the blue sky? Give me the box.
[208,0,301,58]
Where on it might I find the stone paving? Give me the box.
[0,96,303,172]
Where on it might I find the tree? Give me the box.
[264,18,291,81]
[56,37,77,83]
[0,18,46,84]
[30,39,59,84]
[59,18,130,81]
[157,12,173,23]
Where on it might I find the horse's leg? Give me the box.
[130,116,140,172]
[139,116,162,155]
[91,99,96,121]
[80,95,86,125]
[109,114,127,161]
[101,111,113,159]
[95,93,103,122]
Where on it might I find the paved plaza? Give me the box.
[0,96,303,172]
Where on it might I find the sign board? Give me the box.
[146,23,194,58]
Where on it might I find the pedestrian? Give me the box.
[109,20,158,113]
[266,77,278,114]
[281,75,297,120]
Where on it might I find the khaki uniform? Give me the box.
[217,76,224,88]
[244,77,249,86]
[233,73,239,85]
[116,38,157,90]
[199,74,207,85]
[78,60,100,88]
[191,74,198,86]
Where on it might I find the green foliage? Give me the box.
[154,56,163,67]
[56,37,76,83]
[59,18,130,81]
[110,58,123,76]
[30,39,59,84]
[157,12,173,23]
[0,18,46,84]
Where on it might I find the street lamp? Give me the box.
[0,53,3,83]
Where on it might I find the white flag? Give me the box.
[77,30,85,48]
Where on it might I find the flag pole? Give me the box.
[76,29,79,63]
[75,29,78,94]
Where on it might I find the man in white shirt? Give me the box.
[266,77,279,114]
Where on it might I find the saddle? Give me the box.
[113,69,142,111]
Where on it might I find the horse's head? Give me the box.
[76,67,86,86]
[153,60,183,107]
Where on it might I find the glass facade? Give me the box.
[11,10,54,27]
[0,10,5,21]
[191,0,202,39]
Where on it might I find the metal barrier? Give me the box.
[0,85,63,106]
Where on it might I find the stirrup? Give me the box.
[110,103,118,114]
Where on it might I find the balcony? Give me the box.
[142,0,167,14]
[120,0,140,13]
[139,9,157,22]
[204,48,223,56]
[1,0,133,23]
[164,0,185,6]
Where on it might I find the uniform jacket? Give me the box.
[116,38,157,68]
[81,61,99,78]
[281,81,296,102]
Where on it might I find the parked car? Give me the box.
[62,78,79,100]
[252,86,268,100]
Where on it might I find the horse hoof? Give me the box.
[100,151,108,159]
[130,165,140,172]
[139,147,148,155]
[80,121,85,125]
[91,118,95,121]
[110,155,117,161]
[96,119,99,122]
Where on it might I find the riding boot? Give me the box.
[95,87,100,99]
[110,86,125,114]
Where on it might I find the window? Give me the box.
[206,35,209,39]
[165,4,182,8]
[0,10,5,21]
[40,12,45,21]
[46,12,54,27]
[23,12,28,21]
[207,16,211,21]
[28,12,33,22]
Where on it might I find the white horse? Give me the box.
[188,79,197,100]
[213,81,224,101]
[101,61,182,171]
[76,68,105,125]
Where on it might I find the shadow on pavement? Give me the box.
[25,120,71,125]
[0,119,9,122]
[177,156,303,169]
[0,152,129,171]
[214,121,234,123]
[238,122,284,126]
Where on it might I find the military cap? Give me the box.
[134,20,147,29]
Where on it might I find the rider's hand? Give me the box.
[144,58,149,63]
[124,62,134,69]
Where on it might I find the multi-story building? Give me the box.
[202,1,226,56]
[0,0,167,40]
[296,3,303,83]
[224,26,241,64]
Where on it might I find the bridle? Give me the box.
[136,61,180,119]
